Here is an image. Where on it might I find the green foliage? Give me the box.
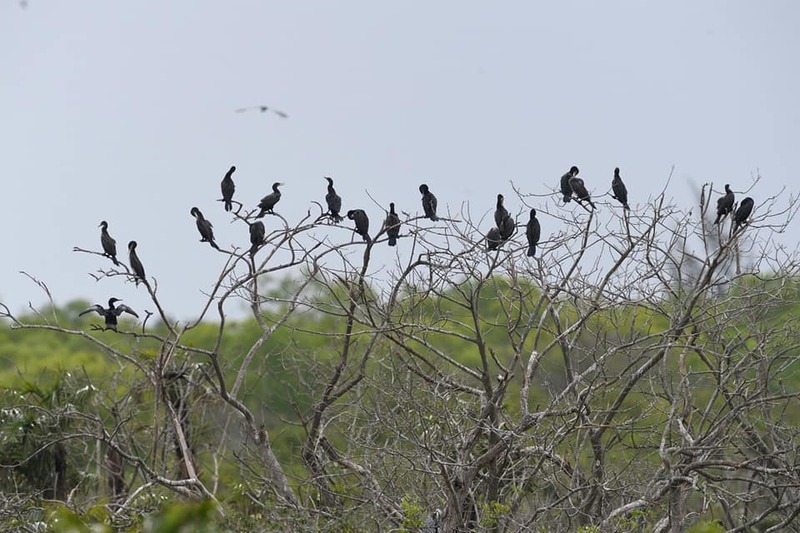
[611,508,659,532]
[400,495,425,531]
[0,371,97,499]
[479,500,509,528]
[143,500,219,533]
[48,500,219,533]
[687,519,725,533]
[49,504,112,533]
[3,271,800,530]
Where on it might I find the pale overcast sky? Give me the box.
[2,2,799,320]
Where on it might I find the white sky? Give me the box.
[2,1,799,320]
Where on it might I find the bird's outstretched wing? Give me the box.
[115,304,139,318]
[79,305,105,317]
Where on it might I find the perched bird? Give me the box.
[256,182,283,218]
[221,166,236,212]
[733,197,754,233]
[568,175,596,209]
[249,221,265,257]
[714,184,735,224]
[500,216,515,241]
[495,194,515,240]
[79,297,139,331]
[99,221,119,266]
[347,209,370,242]
[526,209,541,257]
[384,202,401,246]
[611,167,629,210]
[419,184,439,221]
[486,227,503,251]
[560,166,579,203]
[495,194,515,239]
[190,207,219,250]
[324,177,343,223]
[494,194,510,228]
[128,241,146,286]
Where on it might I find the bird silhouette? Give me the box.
[256,182,283,218]
[732,197,754,233]
[128,241,146,286]
[385,203,401,246]
[80,297,138,331]
[568,176,596,209]
[560,166,579,203]
[190,207,220,250]
[611,167,629,210]
[419,184,439,221]
[495,194,515,240]
[347,209,371,242]
[99,221,120,266]
[526,209,541,257]
[324,177,343,223]
[221,166,236,212]
[249,221,265,257]
[486,227,503,251]
[234,105,289,119]
[714,184,735,224]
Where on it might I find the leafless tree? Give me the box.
[2,179,800,532]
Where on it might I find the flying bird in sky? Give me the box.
[235,105,289,119]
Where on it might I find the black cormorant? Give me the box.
[494,194,510,228]
[419,184,439,221]
[500,216,515,241]
[733,197,754,233]
[560,166,579,203]
[714,184,735,224]
[221,166,236,212]
[190,207,219,250]
[128,241,146,286]
[249,221,265,257]
[385,202,401,246]
[568,176,596,209]
[611,167,629,210]
[324,177,343,223]
[99,221,119,266]
[495,194,515,240]
[256,182,283,218]
[486,227,503,251]
[526,209,541,257]
[79,297,139,331]
[347,209,370,242]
